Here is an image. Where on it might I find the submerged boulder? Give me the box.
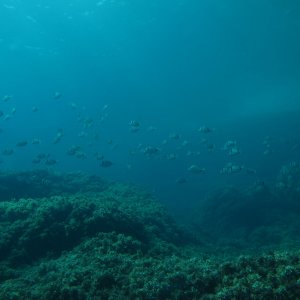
[0,169,300,299]
[0,185,187,266]
[0,169,108,201]
[193,164,300,248]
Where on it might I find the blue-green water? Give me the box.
[1,1,300,206]
[1,1,300,298]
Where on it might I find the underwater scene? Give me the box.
[1,0,300,299]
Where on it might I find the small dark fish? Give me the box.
[67,145,82,156]
[53,92,62,100]
[53,132,63,144]
[2,95,12,102]
[37,153,49,159]
[198,126,213,134]
[32,158,41,164]
[206,143,215,151]
[31,138,41,145]
[176,177,187,185]
[100,160,113,168]
[2,148,14,156]
[143,146,160,156]
[83,117,94,129]
[75,151,87,159]
[188,165,206,174]
[95,153,104,161]
[16,140,28,147]
[245,168,257,175]
[169,133,181,140]
[45,159,57,166]
[129,120,140,132]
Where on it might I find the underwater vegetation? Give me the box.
[193,162,300,250]
[0,163,300,299]
[0,170,108,200]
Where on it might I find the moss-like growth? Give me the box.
[0,170,108,201]
[193,164,300,249]
[1,234,299,299]
[0,167,300,299]
[0,186,186,266]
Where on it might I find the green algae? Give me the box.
[194,174,300,249]
[1,234,299,299]
[0,167,300,299]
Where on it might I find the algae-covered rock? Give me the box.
[193,164,300,248]
[0,184,186,266]
[276,162,300,211]
[1,233,299,299]
[195,183,276,234]
[277,162,300,192]
[0,170,108,201]
[1,169,300,299]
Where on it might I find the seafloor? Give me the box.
[0,164,300,299]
